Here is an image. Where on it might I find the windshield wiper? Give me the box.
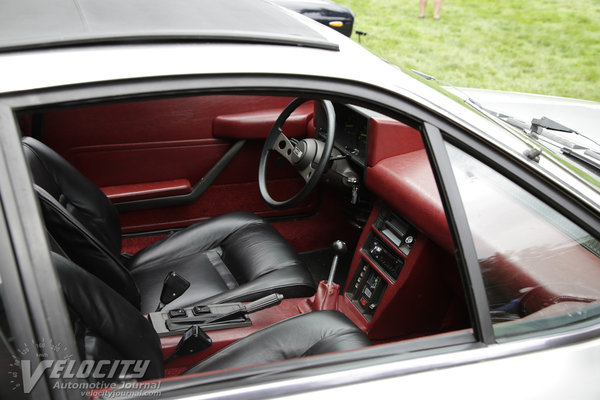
[526,117,600,172]
[467,100,600,173]
[467,99,531,132]
[562,148,600,173]
[468,99,599,149]
[529,116,600,149]
[531,116,574,133]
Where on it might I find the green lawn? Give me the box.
[338,0,600,102]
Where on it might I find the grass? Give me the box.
[338,0,600,102]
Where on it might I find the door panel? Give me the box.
[31,95,317,233]
[66,139,230,188]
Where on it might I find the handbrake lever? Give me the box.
[209,293,284,323]
[166,293,284,328]
[246,293,285,313]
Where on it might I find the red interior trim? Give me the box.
[121,234,167,254]
[343,201,467,339]
[119,188,359,255]
[37,95,299,189]
[118,178,316,234]
[101,179,191,203]
[213,102,314,140]
[366,117,422,166]
[364,143,600,322]
[270,189,361,252]
[65,140,232,188]
[31,96,317,233]
[366,149,452,252]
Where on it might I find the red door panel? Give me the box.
[65,139,230,188]
[36,95,317,233]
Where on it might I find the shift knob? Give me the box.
[331,240,347,256]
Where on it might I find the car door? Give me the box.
[4,75,600,400]
[20,95,318,235]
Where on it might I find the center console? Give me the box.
[341,200,457,340]
[150,303,252,336]
[345,205,417,321]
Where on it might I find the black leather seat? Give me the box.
[23,137,315,313]
[53,253,370,380]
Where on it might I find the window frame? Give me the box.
[0,106,79,400]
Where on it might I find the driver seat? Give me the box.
[22,137,316,313]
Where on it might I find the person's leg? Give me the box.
[419,0,427,18]
[433,0,442,19]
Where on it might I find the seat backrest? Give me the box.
[52,253,164,381]
[22,137,140,308]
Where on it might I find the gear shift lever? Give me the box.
[298,240,347,313]
[327,240,347,286]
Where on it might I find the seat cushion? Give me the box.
[185,310,371,374]
[129,211,316,313]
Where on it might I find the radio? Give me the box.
[374,208,417,256]
[364,235,404,280]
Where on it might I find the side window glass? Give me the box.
[446,143,600,337]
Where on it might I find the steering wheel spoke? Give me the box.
[271,129,295,163]
[298,164,316,183]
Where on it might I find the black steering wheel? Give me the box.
[259,98,336,210]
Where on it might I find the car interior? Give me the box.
[15,92,599,386]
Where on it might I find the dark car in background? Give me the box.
[273,0,354,36]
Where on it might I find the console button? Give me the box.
[168,309,187,318]
[371,244,383,255]
[192,305,211,315]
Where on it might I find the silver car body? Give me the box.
[1,0,600,398]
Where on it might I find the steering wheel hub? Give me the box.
[292,139,318,170]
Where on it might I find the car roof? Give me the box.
[0,0,339,52]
